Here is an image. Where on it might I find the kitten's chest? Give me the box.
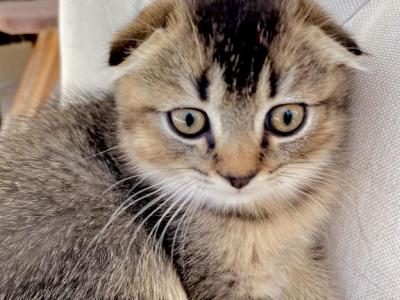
[216,242,286,300]
[178,218,289,300]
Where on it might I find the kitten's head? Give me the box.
[110,0,362,218]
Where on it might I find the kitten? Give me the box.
[0,0,362,299]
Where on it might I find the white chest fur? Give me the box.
[212,220,288,299]
[181,213,314,300]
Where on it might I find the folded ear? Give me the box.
[309,18,362,58]
[307,25,365,70]
[296,0,363,56]
[109,0,175,66]
[293,0,364,69]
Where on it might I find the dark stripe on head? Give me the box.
[194,0,281,95]
[196,71,209,101]
[269,65,279,98]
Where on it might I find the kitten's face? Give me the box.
[113,0,361,217]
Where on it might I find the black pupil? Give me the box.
[283,110,293,125]
[185,113,195,127]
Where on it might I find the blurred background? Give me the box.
[0,0,58,124]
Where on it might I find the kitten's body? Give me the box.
[0,0,361,299]
[177,212,337,299]
[0,98,186,300]
[0,97,335,300]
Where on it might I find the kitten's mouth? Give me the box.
[192,166,285,191]
[206,178,257,196]
[191,168,260,191]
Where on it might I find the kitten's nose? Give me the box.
[222,173,257,189]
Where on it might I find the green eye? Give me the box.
[265,104,306,136]
[168,109,209,138]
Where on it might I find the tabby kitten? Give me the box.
[0,0,362,299]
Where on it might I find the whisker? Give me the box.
[90,182,162,247]
[99,167,173,197]
[277,167,372,252]
[170,194,197,263]
[156,185,198,256]
[100,174,143,197]
[151,188,194,254]
[147,182,195,250]
[133,182,195,279]
[177,190,203,268]
[90,173,186,248]
[123,177,192,232]
[124,179,196,261]
[80,145,122,162]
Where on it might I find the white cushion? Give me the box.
[321,1,400,298]
[59,0,152,91]
[59,1,400,298]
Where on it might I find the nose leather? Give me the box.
[223,173,257,189]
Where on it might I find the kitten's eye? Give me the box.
[265,104,306,136]
[168,109,209,138]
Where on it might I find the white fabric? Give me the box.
[323,1,400,298]
[319,0,371,24]
[59,0,152,91]
[59,0,400,299]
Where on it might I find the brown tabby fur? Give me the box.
[0,0,361,299]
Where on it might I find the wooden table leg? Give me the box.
[11,29,59,117]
